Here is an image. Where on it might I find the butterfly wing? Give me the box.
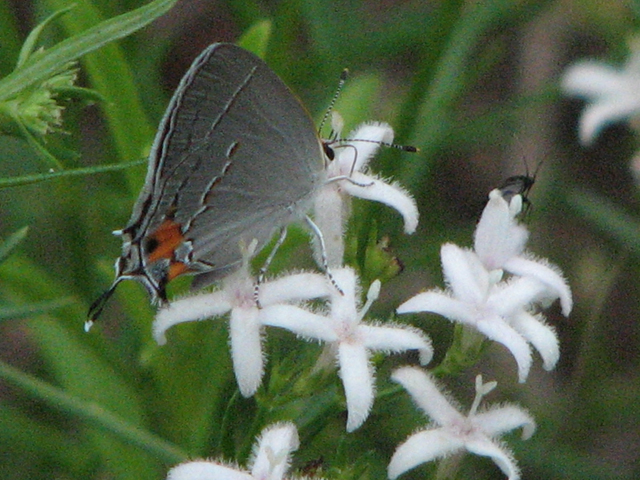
[125,43,325,286]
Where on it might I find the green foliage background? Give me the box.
[0,0,639,479]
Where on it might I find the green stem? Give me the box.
[0,158,145,188]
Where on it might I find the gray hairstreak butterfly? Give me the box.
[88,43,327,327]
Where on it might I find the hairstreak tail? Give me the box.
[88,43,327,328]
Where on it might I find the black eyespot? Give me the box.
[144,237,159,254]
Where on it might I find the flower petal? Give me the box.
[465,436,521,480]
[562,59,640,144]
[391,367,463,426]
[441,244,487,303]
[338,342,374,432]
[330,268,359,325]
[230,308,264,397]
[472,405,536,440]
[359,323,433,365]
[259,272,332,305]
[488,277,547,317]
[153,291,232,345]
[561,61,627,99]
[474,189,528,270]
[339,122,393,173]
[397,291,473,325]
[476,316,532,383]
[340,171,418,234]
[167,461,253,480]
[579,98,640,145]
[259,305,339,342]
[388,429,464,479]
[250,423,299,480]
[510,311,559,371]
[504,255,572,315]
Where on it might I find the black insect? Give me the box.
[498,174,535,203]
[497,159,543,213]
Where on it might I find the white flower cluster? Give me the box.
[399,190,572,383]
[159,122,572,480]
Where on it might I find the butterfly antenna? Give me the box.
[532,157,545,182]
[318,68,349,135]
[343,137,418,153]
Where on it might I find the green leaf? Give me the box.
[0,0,178,102]
[16,4,77,68]
[433,324,488,377]
[0,403,92,475]
[238,19,272,58]
[0,0,22,76]
[0,254,168,478]
[0,297,73,321]
[0,359,187,464]
[567,188,640,256]
[0,226,28,264]
[40,0,177,191]
[12,115,64,169]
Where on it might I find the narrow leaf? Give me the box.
[0,359,187,463]
[0,226,29,264]
[16,4,77,68]
[0,0,178,101]
[0,298,73,322]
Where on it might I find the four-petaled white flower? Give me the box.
[315,120,419,266]
[474,190,573,316]
[260,267,433,432]
[154,259,331,397]
[398,243,559,382]
[388,367,535,480]
[166,422,311,480]
[562,39,640,145]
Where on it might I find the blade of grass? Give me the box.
[0,0,22,75]
[0,358,187,463]
[0,226,28,264]
[0,0,177,101]
[0,404,92,475]
[567,188,640,257]
[237,19,272,58]
[0,297,73,321]
[41,0,176,191]
[16,4,77,68]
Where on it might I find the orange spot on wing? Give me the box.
[147,219,185,263]
[168,261,189,281]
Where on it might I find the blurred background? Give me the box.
[0,0,639,479]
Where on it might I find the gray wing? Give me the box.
[127,43,325,282]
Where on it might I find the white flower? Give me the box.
[474,190,573,316]
[562,40,640,145]
[397,244,559,382]
[260,267,433,431]
[314,121,419,266]
[154,266,331,397]
[166,422,306,480]
[388,367,535,480]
